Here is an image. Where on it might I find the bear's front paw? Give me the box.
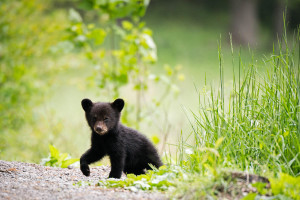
[80,164,90,176]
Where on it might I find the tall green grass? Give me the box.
[178,27,300,177]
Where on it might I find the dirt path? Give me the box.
[0,160,166,200]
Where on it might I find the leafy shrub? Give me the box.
[41,145,79,168]
[65,0,183,129]
[0,0,71,162]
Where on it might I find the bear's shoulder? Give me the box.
[118,124,150,143]
[118,124,140,135]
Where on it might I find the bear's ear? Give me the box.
[111,98,124,112]
[81,98,93,112]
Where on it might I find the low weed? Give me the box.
[41,145,79,168]
[97,165,183,192]
[269,173,300,199]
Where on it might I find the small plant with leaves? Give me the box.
[269,173,300,200]
[96,165,185,192]
[241,173,300,200]
[41,145,79,168]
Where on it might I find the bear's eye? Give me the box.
[104,117,109,121]
[93,116,97,121]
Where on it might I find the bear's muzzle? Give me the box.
[94,121,108,135]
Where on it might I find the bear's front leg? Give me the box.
[108,154,125,179]
[80,148,105,176]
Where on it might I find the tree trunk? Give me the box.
[230,0,258,46]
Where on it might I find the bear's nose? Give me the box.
[95,125,102,132]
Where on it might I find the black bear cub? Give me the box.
[80,98,163,178]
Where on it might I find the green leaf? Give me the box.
[151,135,160,145]
[241,193,257,200]
[214,137,224,149]
[283,131,289,137]
[49,145,59,159]
[122,21,133,30]
[88,29,106,45]
[57,153,68,165]
[61,158,79,168]
[164,65,173,76]
[78,0,94,10]
[127,174,137,179]
[252,182,267,195]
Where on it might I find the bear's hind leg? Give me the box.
[147,154,163,169]
[132,169,146,176]
[109,154,125,179]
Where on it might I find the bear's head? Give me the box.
[81,98,124,135]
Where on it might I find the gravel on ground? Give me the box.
[0,160,166,200]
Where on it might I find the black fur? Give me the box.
[80,98,163,179]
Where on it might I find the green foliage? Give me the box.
[0,0,70,161]
[178,29,300,176]
[179,137,223,176]
[252,182,268,195]
[79,0,150,20]
[270,173,300,200]
[241,193,257,200]
[170,26,300,199]
[65,0,183,128]
[151,134,160,145]
[241,173,300,200]
[41,145,79,168]
[96,165,183,192]
[0,0,183,164]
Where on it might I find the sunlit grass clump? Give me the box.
[181,30,300,177]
